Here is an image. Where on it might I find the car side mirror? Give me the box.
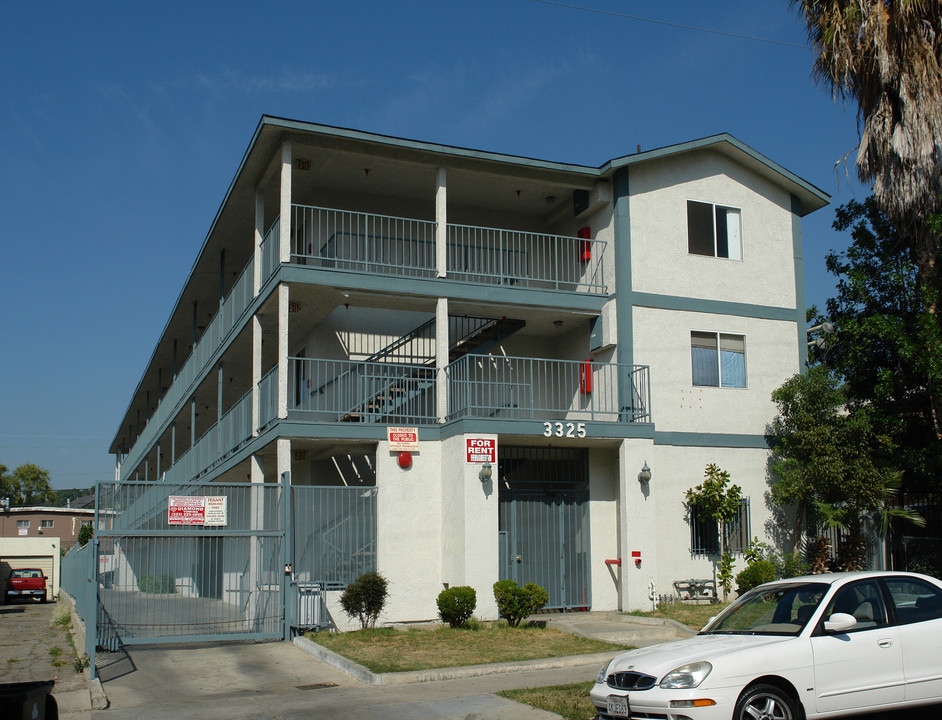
[823,612,857,633]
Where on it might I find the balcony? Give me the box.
[259,205,607,294]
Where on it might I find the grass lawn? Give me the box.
[498,680,597,720]
[305,622,628,674]
[626,600,731,630]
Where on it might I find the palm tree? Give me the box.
[789,1,942,434]
[790,1,942,275]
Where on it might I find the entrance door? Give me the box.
[498,447,590,610]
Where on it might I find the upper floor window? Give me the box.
[691,331,746,388]
[16,520,29,529]
[40,520,54,528]
[687,200,742,260]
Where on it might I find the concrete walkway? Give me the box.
[58,611,688,719]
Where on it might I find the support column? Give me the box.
[279,143,292,265]
[254,189,264,296]
[252,315,262,436]
[436,167,447,278]
[612,168,633,418]
[618,438,657,611]
[277,284,289,420]
[247,452,265,629]
[436,297,449,422]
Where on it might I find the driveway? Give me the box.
[0,598,89,715]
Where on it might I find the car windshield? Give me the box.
[701,582,829,636]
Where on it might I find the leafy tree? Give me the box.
[0,463,56,506]
[685,464,742,599]
[77,523,94,547]
[789,1,942,306]
[768,367,920,569]
[53,487,95,507]
[816,198,942,492]
[339,571,389,629]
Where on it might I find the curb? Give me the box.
[293,635,618,686]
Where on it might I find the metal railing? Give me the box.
[290,358,437,424]
[447,223,606,293]
[446,355,650,422]
[258,366,279,430]
[260,217,280,285]
[291,205,437,277]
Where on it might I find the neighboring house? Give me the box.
[0,506,94,550]
[101,116,828,638]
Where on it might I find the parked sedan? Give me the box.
[592,571,942,720]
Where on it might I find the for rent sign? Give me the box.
[466,437,496,463]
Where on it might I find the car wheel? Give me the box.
[734,683,798,720]
[41,591,47,603]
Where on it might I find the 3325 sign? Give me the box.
[543,421,587,438]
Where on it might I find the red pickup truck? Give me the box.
[4,568,48,603]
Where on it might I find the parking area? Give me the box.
[0,597,89,714]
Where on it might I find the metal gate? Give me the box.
[498,447,590,610]
[94,480,285,647]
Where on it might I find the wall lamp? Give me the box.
[639,461,652,484]
[479,462,493,483]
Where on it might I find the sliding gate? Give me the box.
[498,447,591,610]
[94,480,285,647]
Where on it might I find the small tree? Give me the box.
[77,523,94,547]
[685,464,742,600]
[493,580,548,627]
[340,571,389,629]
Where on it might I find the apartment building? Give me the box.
[102,116,827,638]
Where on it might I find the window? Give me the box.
[885,577,942,625]
[691,331,746,388]
[687,200,742,260]
[823,580,887,630]
[16,520,29,529]
[691,497,750,555]
[40,520,54,528]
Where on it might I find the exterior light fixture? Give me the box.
[479,462,493,482]
[639,461,652,484]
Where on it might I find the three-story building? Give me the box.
[104,116,827,638]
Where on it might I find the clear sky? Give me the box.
[0,1,868,490]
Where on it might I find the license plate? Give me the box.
[607,694,629,718]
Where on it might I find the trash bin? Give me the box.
[0,680,57,720]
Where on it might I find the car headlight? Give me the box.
[659,661,712,689]
[597,664,609,684]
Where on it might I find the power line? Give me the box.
[530,0,812,50]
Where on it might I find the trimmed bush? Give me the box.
[735,559,776,595]
[137,573,176,594]
[493,579,549,627]
[340,571,389,629]
[437,586,477,628]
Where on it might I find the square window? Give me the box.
[687,200,742,260]
[40,520,54,528]
[692,331,746,388]
[16,520,29,529]
[691,498,750,555]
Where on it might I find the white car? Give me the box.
[591,571,942,720]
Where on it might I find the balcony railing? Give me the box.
[446,355,650,423]
[289,358,437,424]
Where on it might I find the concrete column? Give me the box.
[618,438,657,611]
[277,284,289,419]
[254,189,264,296]
[247,452,265,628]
[436,167,447,278]
[435,297,449,422]
[279,143,292,265]
[252,315,262,436]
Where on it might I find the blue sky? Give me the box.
[0,1,867,490]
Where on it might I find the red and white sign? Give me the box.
[168,496,206,525]
[387,426,419,452]
[466,437,496,463]
[168,496,228,526]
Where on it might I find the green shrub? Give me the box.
[137,573,176,594]
[735,559,776,595]
[437,586,477,628]
[77,523,94,547]
[340,571,389,629]
[493,580,548,627]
